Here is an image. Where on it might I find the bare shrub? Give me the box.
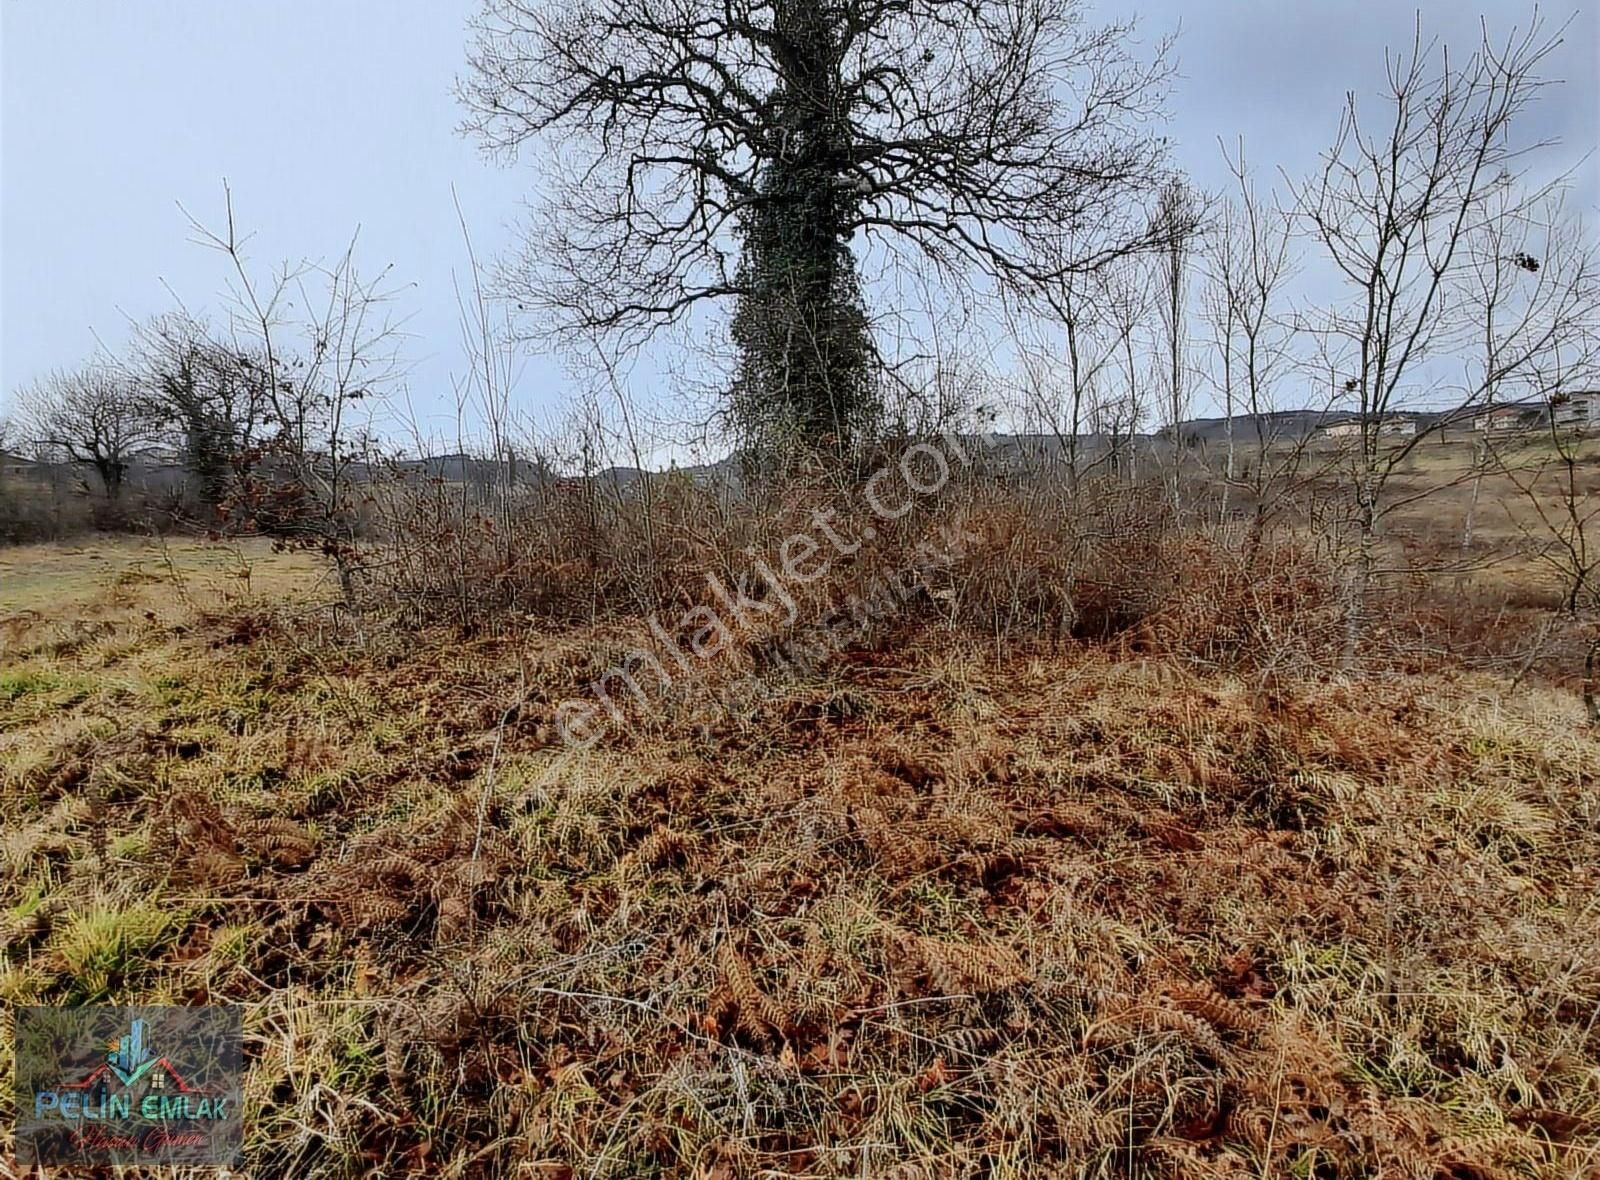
[354,434,1350,691]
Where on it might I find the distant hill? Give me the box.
[1170,409,1344,443]
[10,408,1490,496]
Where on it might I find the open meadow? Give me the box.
[2,514,1599,1177]
[6,0,1600,1175]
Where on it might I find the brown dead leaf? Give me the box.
[801,1027,854,1072]
[917,1056,950,1093]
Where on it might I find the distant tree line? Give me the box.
[3,198,403,584]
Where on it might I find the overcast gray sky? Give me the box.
[3,1,1595,439]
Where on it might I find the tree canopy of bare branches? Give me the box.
[462,0,1178,450]
[17,366,164,502]
[1288,12,1581,657]
[177,188,408,593]
[130,313,273,515]
[1201,143,1316,541]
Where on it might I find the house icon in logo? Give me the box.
[62,1018,203,1094]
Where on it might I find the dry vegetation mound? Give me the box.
[1,542,1598,1177]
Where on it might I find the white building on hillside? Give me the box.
[1321,418,1418,441]
[1550,391,1600,429]
[1474,392,1600,435]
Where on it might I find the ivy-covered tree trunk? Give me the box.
[729,0,876,463]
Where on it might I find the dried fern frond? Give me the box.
[1162,981,1260,1037]
[329,893,412,931]
[237,817,316,867]
[628,824,695,871]
[188,847,247,890]
[360,852,429,886]
[718,939,789,1038]
[1146,1004,1229,1061]
[902,933,1032,996]
[943,1025,1004,1059]
[435,890,476,943]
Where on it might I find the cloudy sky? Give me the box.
[2,1,1595,444]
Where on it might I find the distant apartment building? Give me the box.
[1474,405,1539,434]
[1474,392,1600,435]
[1551,391,1600,429]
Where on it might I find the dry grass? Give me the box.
[2,534,1599,1178]
[0,536,329,615]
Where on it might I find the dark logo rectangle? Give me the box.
[14,1006,243,1167]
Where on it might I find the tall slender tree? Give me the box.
[1154,178,1201,514]
[1289,14,1571,661]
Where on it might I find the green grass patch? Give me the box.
[0,668,63,702]
[50,899,183,1003]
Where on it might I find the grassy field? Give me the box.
[2,528,1598,1177]
[0,537,329,616]
[1188,433,1585,605]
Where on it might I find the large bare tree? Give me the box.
[17,366,164,502]
[132,313,272,517]
[461,0,1177,451]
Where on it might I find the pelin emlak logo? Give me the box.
[37,1016,229,1122]
[17,1005,242,1166]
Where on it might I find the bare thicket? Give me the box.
[183,188,407,597]
[1477,191,1600,712]
[1005,251,1149,484]
[1200,144,1326,549]
[1456,191,1600,586]
[1289,14,1571,660]
[1097,261,1154,479]
[1499,420,1600,719]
